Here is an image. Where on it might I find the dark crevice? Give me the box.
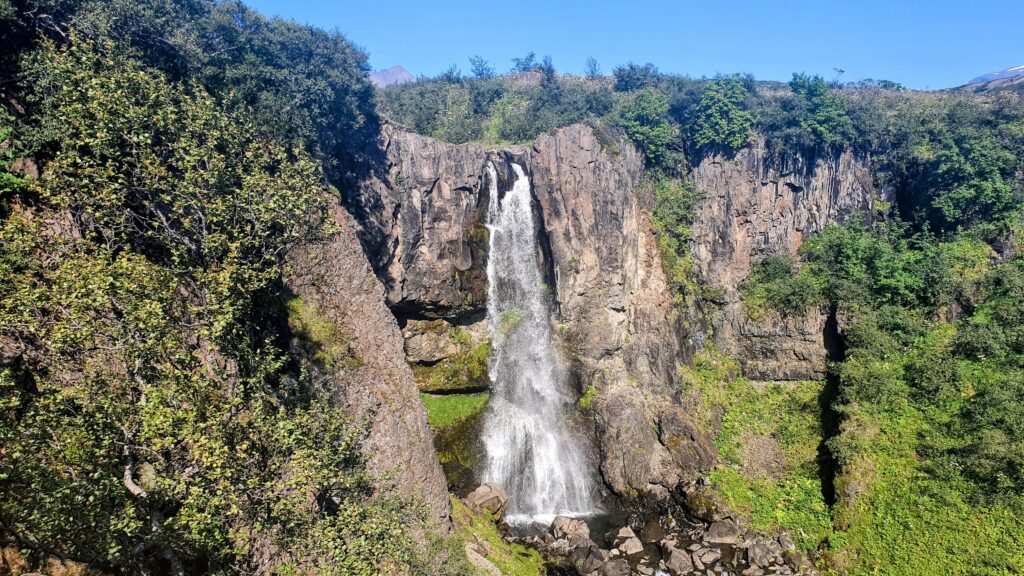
[818,304,845,506]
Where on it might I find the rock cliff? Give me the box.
[345,122,716,503]
[690,140,881,379]
[530,125,715,500]
[286,196,451,526]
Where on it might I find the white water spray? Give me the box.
[480,162,597,523]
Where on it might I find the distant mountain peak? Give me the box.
[969,65,1024,85]
[370,65,415,88]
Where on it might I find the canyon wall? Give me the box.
[286,197,451,526]
[344,122,715,503]
[340,123,881,510]
[690,140,882,380]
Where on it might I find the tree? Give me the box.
[469,55,494,79]
[618,89,678,165]
[540,54,556,86]
[613,62,659,91]
[585,57,601,78]
[692,75,754,154]
[1,31,425,576]
[438,63,462,83]
[511,51,538,73]
[788,73,854,147]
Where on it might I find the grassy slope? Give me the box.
[683,349,833,554]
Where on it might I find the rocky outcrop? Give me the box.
[286,196,450,526]
[690,139,881,379]
[345,123,498,320]
[464,482,509,521]
[531,124,716,500]
[532,514,816,576]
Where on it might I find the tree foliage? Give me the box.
[0,8,432,575]
[692,75,754,154]
[617,89,678,166]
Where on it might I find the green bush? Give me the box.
[0,29,426,575]
[692,75,754,155]
[741,254,822,318]
[618,89,678,166]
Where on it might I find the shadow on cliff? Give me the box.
[817,305,845,506]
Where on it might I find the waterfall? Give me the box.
[480,161,597,523]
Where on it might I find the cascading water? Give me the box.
[480,161,597,524]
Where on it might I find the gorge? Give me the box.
[3,4,1023,574]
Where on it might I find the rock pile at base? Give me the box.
[527,516,816,576]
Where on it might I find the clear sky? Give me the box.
[245,0,1024,89]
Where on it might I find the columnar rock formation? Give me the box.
[529,125,715,500]
[338,121,880,511]
[690,140,881,380]
[344,122,715,503]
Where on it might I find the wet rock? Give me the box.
[680,483,727,522]
[599,558,631,576]
[465,483,508,521]
[705,519,741,545]
[550,515,591,541]
[571,544,610,574]
[640,520,667,544]
[664,546,695,575]
[531,124,718,499]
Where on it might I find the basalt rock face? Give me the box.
[690,140,882,380]
[346,122,716,503]
[286,196,450,527]
[530,125,716,500]
[346,123,520,321]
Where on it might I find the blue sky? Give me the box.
[245,0,1024,89]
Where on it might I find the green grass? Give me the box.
[683,348,833,553]
[418,336,491,393]
[286,296,361,368]
[825,370,1024,575]
[578,385,597,410]
[451,498,546,576]
[420,392,489,430]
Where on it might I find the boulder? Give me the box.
[698,548,721,565]
[705,519,741,545]
[465,483,508,521]
[464,542,501,576]
[640,519,666,544]
[746,542,774,568]
[611,526,637,542]
[617,536,644,556]
[571,544,610,574]
[663,547,695,575]
[550,515,591,541]
[599,558,631,576]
